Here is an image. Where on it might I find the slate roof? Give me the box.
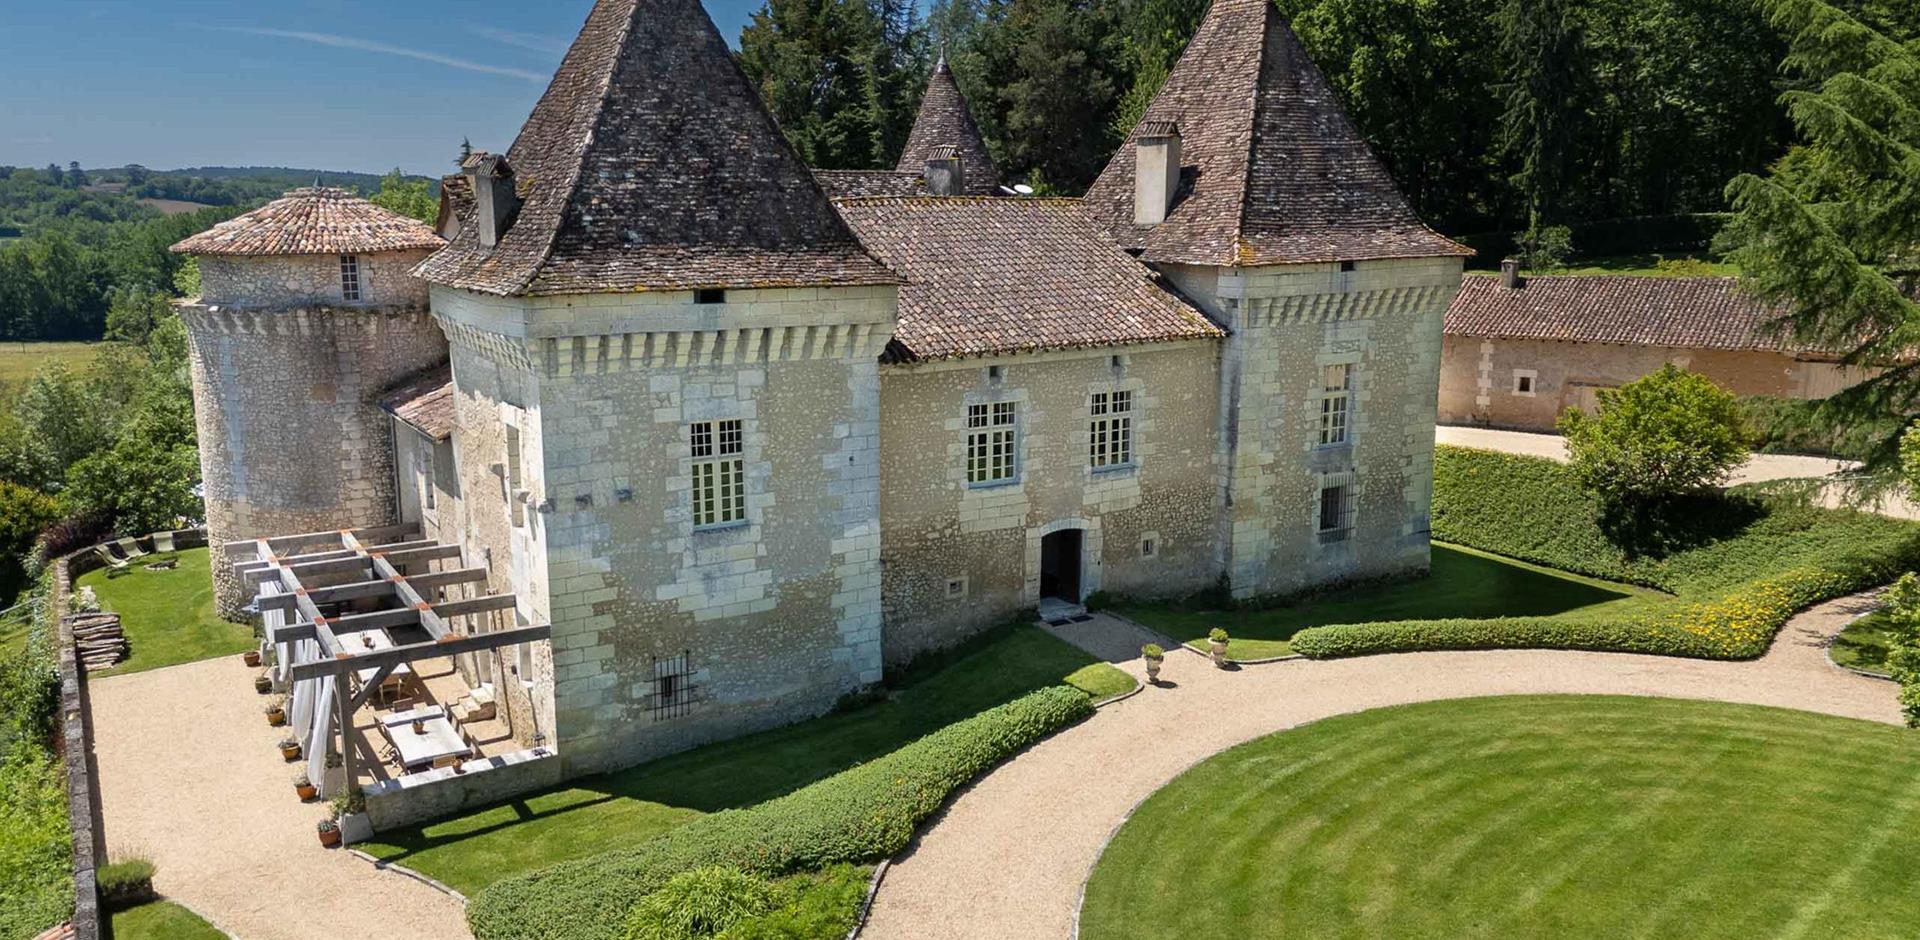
[379,365,456,442]
[813,170,928,199]
[434,174,474,239]
[832,197,1224,363]
[894,57,1002,196]
[1083,0,1468,266]
[170,187,443,257]
[1443,274,1828,354]
[414,0,896,296]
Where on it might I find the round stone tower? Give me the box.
[172,187,451,616]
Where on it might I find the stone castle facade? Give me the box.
[177,0,1467,798]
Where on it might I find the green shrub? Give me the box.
[719,864,870,940]
[469,685,1093,940]
[1557,365,1749,507]
[0,750,73,938]
[622,867,779,940]
[97,857,157,910]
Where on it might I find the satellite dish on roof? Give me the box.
[1013,184,1035,196]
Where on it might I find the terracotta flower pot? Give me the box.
[243,650,262,668]
[295,783,318,801]
[254,675,273,694]
[267,708,286,727]
[280,743,302,761]
[318,827,341,848]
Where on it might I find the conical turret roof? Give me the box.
[415,0,895,296]
[1084,0,1467,266]
[171,187,442,257]
[894,57,1001,196]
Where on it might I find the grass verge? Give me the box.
[108,900,225,940]
[1832,608,1897,677]
[1081,696,1920,940]
[362,623,1131,895]
[76,547,252,674]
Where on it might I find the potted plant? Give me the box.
[1141,644,1166,684]
[1207,628,1231,667]
[332,791,373,844]
[253,671,273,694]
[265,696,287,727]
[317,818,341,848]
[278,736,301,761]
[242,648,262,668]
[292,772,317,801]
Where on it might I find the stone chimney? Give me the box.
[1499,258,1523,290]
[1134,121,1182,226]
[462,152,521,248]
[924,145,965,197]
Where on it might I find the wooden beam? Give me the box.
[407,567,490,592]
[337,663,358,796]
[328,607,422,634]
[344,664,395,714]
[351,532,455,641]
[433,594,520,618]
[379,544,464,568]
[290,624,554,681]
[256,578,398,613]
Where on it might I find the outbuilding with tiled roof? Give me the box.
[171,187,442,258]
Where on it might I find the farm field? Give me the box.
[0,341,117,392]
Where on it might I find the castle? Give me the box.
[174,0,1466,818]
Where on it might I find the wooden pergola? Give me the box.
[227,525,551,794]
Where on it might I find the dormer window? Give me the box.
[340,255,361,302]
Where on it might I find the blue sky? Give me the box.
[0,0,770,176]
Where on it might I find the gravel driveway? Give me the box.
[861,594,1897,940]
[89,657,471,940]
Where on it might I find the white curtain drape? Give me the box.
[257,580,337,783]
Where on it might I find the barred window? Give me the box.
[691,419,746,528]
[966,402,1018,485]
[1319,364,1353,447]
[340,254,361,302]
[1318,482,1354,545]
[1088,391,1135,469]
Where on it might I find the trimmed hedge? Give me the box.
[1294,448,1920,661]
[469,685,1094,940]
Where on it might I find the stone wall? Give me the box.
[876,342,1222,663]
[1183,257,1465,599]
[199,249,433,309]
[180,301,449,615]
[433,284,896,778]
[1438,335,1858,432]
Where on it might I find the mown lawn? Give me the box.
[361,624,1133,894]
[108,900,225,940]
[1832,608,1899,677]
[0,341,116,393]
[1519,254,1741,277]
[1081,696,1920,940]
[75,547,253,675]
[1117,543,1653,660]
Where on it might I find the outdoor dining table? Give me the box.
[379,705,469,771]
[336,628,413,684]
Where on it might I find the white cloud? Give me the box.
[224,28,549,83]
[469,26,570,57]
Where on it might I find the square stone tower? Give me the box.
[172,188,449,616]
[414,0,901,776]
[1084,0,1472,599]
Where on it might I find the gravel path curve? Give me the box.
[90,657,471,940]
[860,593,1897,940]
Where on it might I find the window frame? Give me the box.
[1316,479,1355,546]
[1088,389,1136,471]
[965,401,1020,487]
[340,254,362,302]
[1318,363,1355,448]
[690,419,748,530]
[1512,369,1539,397]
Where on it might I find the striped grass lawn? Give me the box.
[1081,696,1920,940]
[75,548,253,674]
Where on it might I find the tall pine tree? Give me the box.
[1723,0,1920,466]
[739,0,927,169]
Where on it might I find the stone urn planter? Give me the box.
[1207,629,1231,668]
[242,649,261,668]
[279,737,302,762]
[317,819,340,848]
[1141,644,1165,685]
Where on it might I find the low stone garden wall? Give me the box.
[362,746,564,832]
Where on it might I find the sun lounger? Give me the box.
[113,537,147,559]
[152,530,176,553]
[92,545,130,570]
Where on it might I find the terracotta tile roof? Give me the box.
[1083,0,1468,266]
[813,170,928,198]
[1443,274,1831,353]
[170,187,443,257]
[414,0,896,296]
[379,365,455,442]
[832,197,1224,363]
[894,57,1002,196]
